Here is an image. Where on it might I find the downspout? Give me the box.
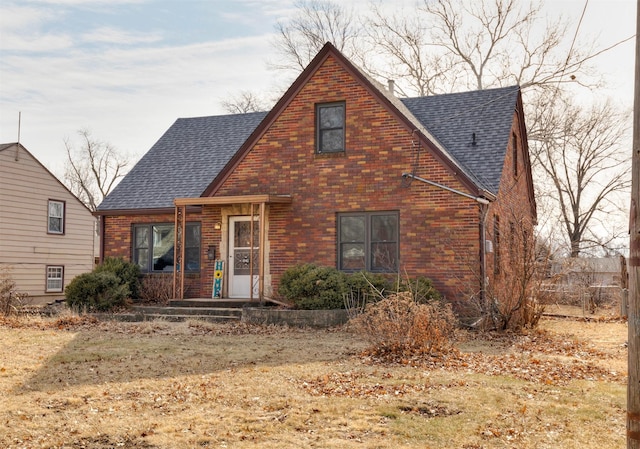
[401,173,492,304]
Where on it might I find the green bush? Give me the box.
[65,271,129,312]
[278,264,349,310]
[398,276,442,303]
[346,271,393,297]
[278,264,395,310]
[94,257,141,299]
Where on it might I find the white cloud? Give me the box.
[82,26,163,45]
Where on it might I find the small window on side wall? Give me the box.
[316,102,345,153]
[46,265,64,292]
[48,200,65,234]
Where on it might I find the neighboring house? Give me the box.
[96,43,536,305]
[551,257,624,287]
[0,143,97,304]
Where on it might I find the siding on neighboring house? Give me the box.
[0,143,97,303]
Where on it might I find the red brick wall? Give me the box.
[214,54,485,300]
[102,211,214,298]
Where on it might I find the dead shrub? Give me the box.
[139,274,173,304]
[0,266,29,316]
[350,292,456,358]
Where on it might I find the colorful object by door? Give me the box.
[213,260,224,298]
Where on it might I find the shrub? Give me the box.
[0,266,29,316]
[398,276,441,303]
[279,264,349,309]
[139,274,173,304]
[94,257,141,299]
[350,292,456,358]
[65,271,129,312]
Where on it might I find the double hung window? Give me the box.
[48,200,65,234]
[338,212,399,272]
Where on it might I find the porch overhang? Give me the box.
[174,194,292,207]
[172,194,292,301]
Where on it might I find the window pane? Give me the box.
[185,224,201,272]
[341,243,365,270]
[152,225,174,271]
[320,105,344,128]
[135,248,149,271]
[371,242,398,271]
[48,217,62,233]
[186,224,200,247]
[320,129,344,152]
[371,215,398,242]
[234,221,259,248]
[49,202,63,217]
[185,248,200,271]
[135,226,149,249]
[340,216,365,242]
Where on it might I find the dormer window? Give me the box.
[316,102,345,153]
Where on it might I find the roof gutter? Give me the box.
[401,173,493,204]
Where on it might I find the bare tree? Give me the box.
[220,91,270,114]
[530,94,631,257]
[270,0,360,73]
[63,129,129,211]
[365,0,601,95]
[221,0,359,112]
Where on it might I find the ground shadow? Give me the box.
[16,324,365,393]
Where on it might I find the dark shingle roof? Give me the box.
[98,85,519,212]
[97,111,268,211]
[400,86,519,195]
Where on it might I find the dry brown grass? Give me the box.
[0,314,627,449]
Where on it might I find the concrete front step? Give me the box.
[168,300,260,308]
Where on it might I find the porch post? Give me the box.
[259,201,266,304]
[172,204,186,300]
[249,203,256,302]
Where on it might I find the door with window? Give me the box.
[228,217,259,298]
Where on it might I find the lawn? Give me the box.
[0,314,627,449]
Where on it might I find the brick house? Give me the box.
[96,43,536,305]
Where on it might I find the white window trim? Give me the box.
[46,265,64,293]
[48,200,65,234]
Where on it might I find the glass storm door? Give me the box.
[228,216,259,298]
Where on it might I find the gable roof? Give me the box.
[97,112,268,211]
[400,86,520,194]
[98,43,527,212]
[1,142,93,214]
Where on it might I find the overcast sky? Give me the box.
[0,0,636,177]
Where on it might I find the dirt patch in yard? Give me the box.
[0,314,627,449]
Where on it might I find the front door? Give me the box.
[228,216,259,298]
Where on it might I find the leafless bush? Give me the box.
[0,266,29,316]
[139,274,173,304]
[350,292,456,358]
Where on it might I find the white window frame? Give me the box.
[46,265,64,293]
[47,200,65,234]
